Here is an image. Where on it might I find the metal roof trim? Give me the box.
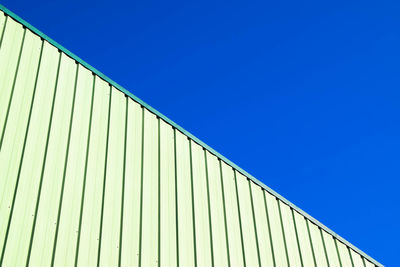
[0,4,383,267]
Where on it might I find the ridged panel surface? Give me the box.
[0,9,382,267]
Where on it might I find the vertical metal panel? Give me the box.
[139,110,159,267]
[75,77,110,267]
[159,120,177,266]
[235,172,260,267]
[337,240,354,267]
[351,248,365,267]
[365,259,376,267]
[206,152,230,266]
[293,211,316,267]
[191,141,213,266]
[322,229,341,267]
[175,130,195,266]
[308,221,329,267]
[98,88,126,266]
[279,201,302,267]
[0,8,383,267]
[120,100,143,266]
[265,191,289,267]
[220,162,245,267]
[250,182,275,267]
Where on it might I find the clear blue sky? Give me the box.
[3,0,397,265]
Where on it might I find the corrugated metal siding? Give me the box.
[0,8,383,267]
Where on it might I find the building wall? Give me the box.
[0,8,381,267]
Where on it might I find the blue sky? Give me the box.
[3,0,397,265]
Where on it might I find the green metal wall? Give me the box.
[0,7,382,267]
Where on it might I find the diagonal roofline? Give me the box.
[0,4,383,266]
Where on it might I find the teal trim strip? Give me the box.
[0,4,383,267]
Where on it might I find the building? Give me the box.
[0,4,382,267]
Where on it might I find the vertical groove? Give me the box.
[157,118,161,267]
[188,140,197,267]
[306,219,317,267]
[334,239,343,267]
[248,181,262,267]
[263,191,276,267]
[234,171,247,267]
[74,75,96,267]
[25,52,62,267]
[0,16,8,49]
[118,97,128,267]
[348,247,355,267]
[137,108,145,267]
[50,63,80,267]
[291,208,304,267]
[277,199,291,266]
[319,228,330,267]
[0,28,26,150]
[96,85,112,267]
[0,37,42,266]
[204,150,215,267]
[218,160,231,267]
[362,258,367,267]
[173,129,179,267]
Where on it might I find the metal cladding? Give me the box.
[0,5,382,267]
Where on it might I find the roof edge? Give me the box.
[0,4,383,267]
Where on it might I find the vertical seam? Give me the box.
[189,140,197,267]
[137,108,145,267]
[157,118,161,267]
[118,96,128,267]
[0,15,8,49]
[174,129,179,267]
[362,257,367,267]
[306,219,317,267]
[348,247,355,267]
[248,181,262,267]
[277,199,291,267]
[234,171,247,267]
[334,239,343,267]
[96,85,112,267]
[263,191,276,267]
[204,150,215,267]
[291,209,304,267]
[219,160,231,267]
[74,74,96,267]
